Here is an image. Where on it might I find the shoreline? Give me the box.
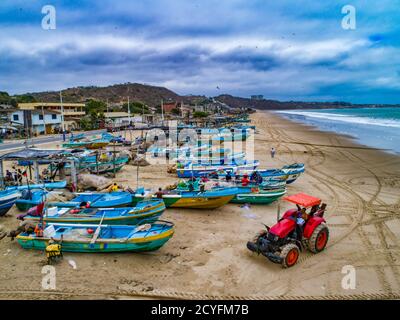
[265,110,398,156]
[0,110,399,299]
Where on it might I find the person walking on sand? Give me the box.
[270,147,276,158]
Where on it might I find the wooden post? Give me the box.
[113,142,116,178]
[0,160,4,189]
[95,151,99,175]
[70,160,77,191]
[33,160,40,182]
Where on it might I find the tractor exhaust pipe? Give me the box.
[277,201,281,222]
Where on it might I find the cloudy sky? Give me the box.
[1,0,399,103]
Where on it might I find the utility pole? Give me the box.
[60,91,65,141]
[161,99,164,124]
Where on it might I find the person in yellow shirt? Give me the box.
[107,183,119,192]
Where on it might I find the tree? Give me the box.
[171,108,180,115]
[85,99,106,114]
[193,111,209,118]
[123,101,149,114]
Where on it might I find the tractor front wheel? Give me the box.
[280,243,300,268]
[308,223,329,253]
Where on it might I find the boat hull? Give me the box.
[17,230,174,253]
[26,202,165,225]
[132,194,235,209]
[0,190,21,216]
[230,189,286,204]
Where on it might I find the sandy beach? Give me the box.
[0,111,399,300]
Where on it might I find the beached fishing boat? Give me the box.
[0,189,21,216]
[87,156,129,174]
[101,133,131,145]
[172,178,285,204]
[25,199,165,225]
[62,138,109,149]
[176,161,260,178]
[50,155,129,175]
[62,141,90,149]
[177,152,246,165]
[70,133,85,141]
[230,188,286,204]
[48,191,133,208]
[7,180,67,191]
[15,189,49,211]
[131,187,240,209]
[223,163,305,184]
[16,220,175,253]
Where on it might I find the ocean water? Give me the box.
[275,107,400,154]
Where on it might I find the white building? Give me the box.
[9,109,62,135]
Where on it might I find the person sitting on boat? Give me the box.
[155,188,164,199]
[241,174,250,187]
[5,170,13,182]
[225,171,232,182]
[209,171,219,179]
[188,181,195,192]
[107,183,119,192]
[200,176,209,183]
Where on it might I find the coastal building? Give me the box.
[9,109,62,135]
[18,102,86,131]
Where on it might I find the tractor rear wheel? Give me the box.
[280,243,300,268]
[308,223,329,253]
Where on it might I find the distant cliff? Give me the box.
[214,94,400,110]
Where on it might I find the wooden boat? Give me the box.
[16,189,49,211]
[176,161,259,178]
[0,189,21,216]
[226,163,305,184]
[62,141,90,149]
[86,140,110,149]
[62,139,109,150]
[7,180,67,191]
[25,199,165,225]
[230,188,286,204]
[50,156,129,175]
[131,187,240,209]
[16,220,174,253]
[48,191,133,208]
[177,152,246,165]
[281,163,305,184]
[70,133,85,141]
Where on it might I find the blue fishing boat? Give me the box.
[176,161,259,178]
[48,191,133,208]
[0,189,21,216]
[15,189,49,211]
[16,220,175,253]
[7,180,67,191]
[24,199,165,225]
[177,152,246,165]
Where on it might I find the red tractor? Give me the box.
[247,193,329,268]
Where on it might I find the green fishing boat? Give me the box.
[16,220,174,253]
[230,188,286,204]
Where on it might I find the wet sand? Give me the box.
[0,111,399,299]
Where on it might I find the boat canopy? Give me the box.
[283,193,321,208]
[0,148,65,160]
